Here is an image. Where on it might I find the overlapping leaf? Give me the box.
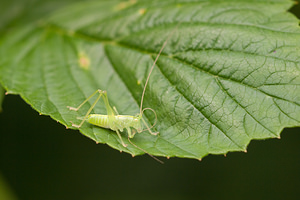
[0,0,299,159]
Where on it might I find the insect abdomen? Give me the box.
[87,114,110,129]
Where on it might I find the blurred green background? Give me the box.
[1,2,300,200]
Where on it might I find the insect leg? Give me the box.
[99,90,115,116]
[116,129,127,147]
[67,90,101,111]
[127,128,136,138]
[113,106,119,115]
[69,89,105,128]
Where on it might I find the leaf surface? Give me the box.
[0,0,300,159]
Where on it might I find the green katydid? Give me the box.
[67,27,177,163]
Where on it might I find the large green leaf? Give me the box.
[0,0,299,160]
[0,0,90,32]
[0,0,90,109]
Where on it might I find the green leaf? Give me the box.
[0,0,299,160]
[0,0,90,36]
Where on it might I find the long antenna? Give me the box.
[139,25,179,114]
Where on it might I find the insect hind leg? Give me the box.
[68,89,106,128]
[67,89,106,111]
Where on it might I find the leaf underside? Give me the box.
[0,0,299,160]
